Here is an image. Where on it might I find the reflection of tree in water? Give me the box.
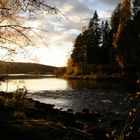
[67,79,137,92]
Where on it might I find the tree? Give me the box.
[100,20,113,64]
[0,0,58,59]
[110,3,121,33]
[88,11,101,48]
[71,33,85,64]
[109,3,121,65]
[70,11,105,75]
[87,11,101,64]
[117,11,140,78]
[66,58,74,75]
[113,0,131,74]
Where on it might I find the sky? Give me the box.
[5,0,121,67]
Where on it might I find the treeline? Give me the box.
[0,61,57,74]
[66,0,140,80]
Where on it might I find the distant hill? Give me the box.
[0,61,57,74]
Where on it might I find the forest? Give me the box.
[66,0,140,82]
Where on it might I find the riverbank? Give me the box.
[0,74,56,80]
[0,91,140,140]
[65,73,125,80]
[64,74,140,92]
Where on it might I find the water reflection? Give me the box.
[1,77,139,112]
[1,78,69,92]
[1,77,137,92]
[67,79,137,91]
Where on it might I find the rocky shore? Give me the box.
[0,91,140,140]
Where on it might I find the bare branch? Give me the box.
[0,0,59,61]
[0,24,48,47]
[0,45,15,51]
[0,24,34,47]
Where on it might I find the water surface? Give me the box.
[1,76,139,112]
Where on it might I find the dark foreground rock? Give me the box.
[0,120,90,140]
[0,92,140,140]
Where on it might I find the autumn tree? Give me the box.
[113,0,131,75]
[108,3,122,65]
[110,3,121,35]
[111,0,140,79]
[0,0,58,60]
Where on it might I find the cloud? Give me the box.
[100,0,121,5]
[22,0,121,66]
[28,0,120,37]
[98,11,112,19]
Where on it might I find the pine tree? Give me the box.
[87,11,101,64]
[100,20,113,64]
[71,33,85,64]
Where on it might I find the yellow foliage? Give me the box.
[113,0,131,69]
[66,58,74,75]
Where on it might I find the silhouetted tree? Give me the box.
[71,33,86,64]
[87,11,101,64]
[117,11,140,78]
[100,20,113,64]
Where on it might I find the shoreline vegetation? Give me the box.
[63,72,140,89]
[0,74,56,80]
[0,90,140,140]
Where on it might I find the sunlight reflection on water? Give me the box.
[1,78,69,92]
[38,98,70,109]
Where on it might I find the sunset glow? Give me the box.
[0,0,121,66]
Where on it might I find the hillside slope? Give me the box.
[0,61,57,74]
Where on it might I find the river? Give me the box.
[0,75,139,112]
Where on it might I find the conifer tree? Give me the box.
[71,33,85,64]
[87,11,101,64]
[100,20,113,64]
